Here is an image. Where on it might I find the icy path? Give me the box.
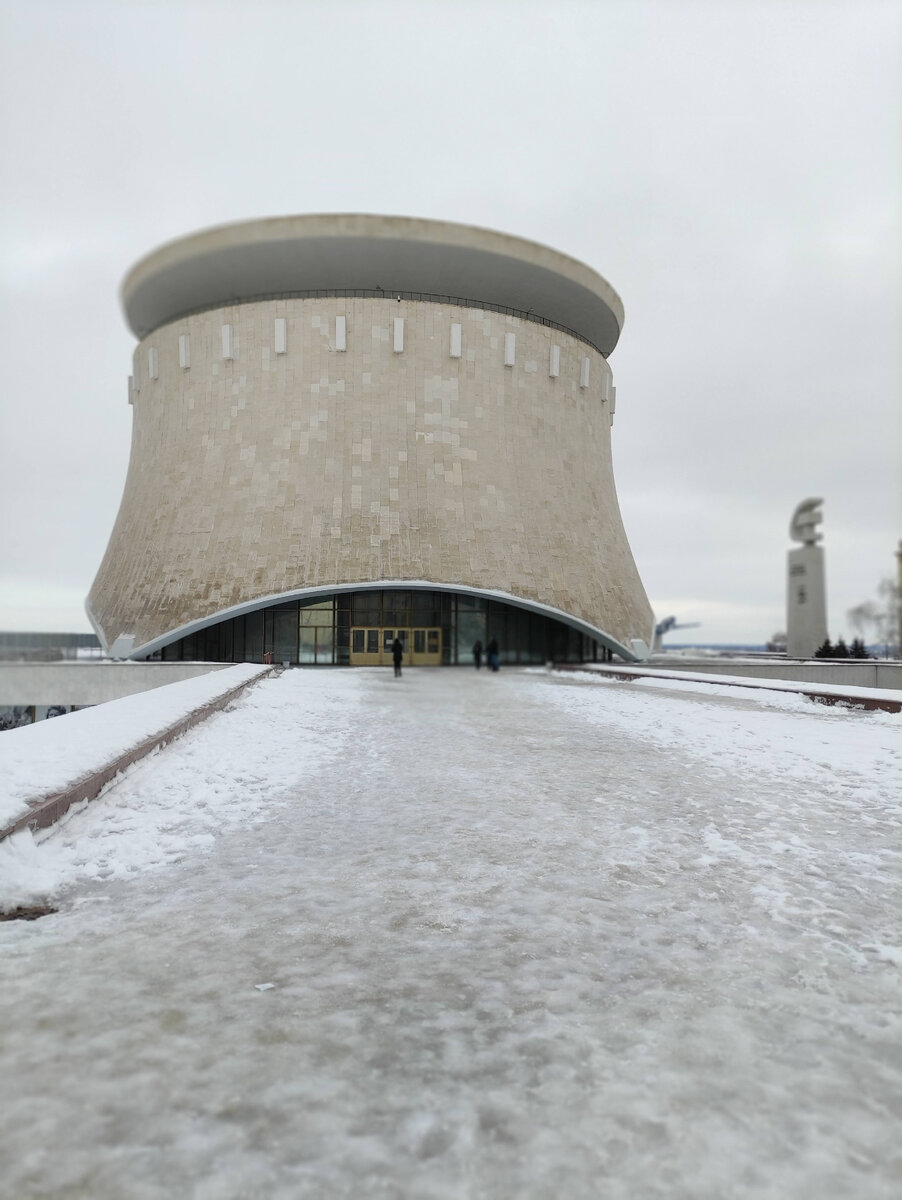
[2,668,900,1199]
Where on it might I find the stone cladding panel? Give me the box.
[89,298,652,653]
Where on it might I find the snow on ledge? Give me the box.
[0,664,269,830]
[554,663,902,710]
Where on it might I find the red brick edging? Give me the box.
[0,669,274,845]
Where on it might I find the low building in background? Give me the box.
[0,632,101,663]
[0,633,101,728]
[88,215,654,667]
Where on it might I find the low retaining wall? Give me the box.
[0,661,232,707]
[647,657,902,691]
[556,663,902,713]
[0,667,274,843]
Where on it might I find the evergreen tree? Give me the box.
[834,636,850,658]
[850,637,870,659]
[814,638,834,659]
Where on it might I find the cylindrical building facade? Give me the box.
[88,215,653,665]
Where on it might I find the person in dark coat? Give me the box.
[472,639,483,669]
[486,634,499,672]
[392,636,403,677]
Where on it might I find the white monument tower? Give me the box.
[787,498,827,657]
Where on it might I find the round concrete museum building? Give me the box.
[87,214,654,667]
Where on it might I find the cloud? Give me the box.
[0,0,898,644]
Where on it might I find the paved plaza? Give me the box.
[2,668,900,1198]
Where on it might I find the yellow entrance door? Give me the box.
[381,628,410,667]
[350,627,383,666]
[350,627,440,666]
[411,627,442,666]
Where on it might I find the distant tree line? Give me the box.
[813,637,870,659]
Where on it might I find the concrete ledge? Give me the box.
[554,663,902,713]
[0,660,234,707]
[647,656,902,691]
[0,668,274,844]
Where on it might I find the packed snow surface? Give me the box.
[1,667,900,1199]
[0,664,268,828]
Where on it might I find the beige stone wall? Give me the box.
[88,297,653,655]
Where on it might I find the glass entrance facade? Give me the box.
[155,589,613,666]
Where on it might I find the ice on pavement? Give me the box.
[0,663,268,829]
[1,667,900,1198]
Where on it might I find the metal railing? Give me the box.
[150,288,606,356]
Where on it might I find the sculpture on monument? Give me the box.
[786,498,827,658]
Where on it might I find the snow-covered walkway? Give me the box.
[2,667,900,1199]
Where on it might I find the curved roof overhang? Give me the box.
[121,214,624,355]
[90,581,644,663]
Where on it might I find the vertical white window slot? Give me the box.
[580,356,590,389]
[336,315,347,351]
[549,345,560,377]
[450,323,462,358]
[221,324,233,359]
[148,348,159,380]
[179,335,191,369]
[393,317,405,353]
[274,318,287,354]
[127,375,134,405]
[504,332,516,366]
[610,385,616,414]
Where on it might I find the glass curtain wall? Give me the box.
[157,590,610,666]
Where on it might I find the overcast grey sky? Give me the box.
[1,0,899,643]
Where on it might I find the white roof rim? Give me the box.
[121,213,625,354]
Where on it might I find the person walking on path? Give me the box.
[487,634,499,672]
[472,639,483,669]
[392,636,403,678]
